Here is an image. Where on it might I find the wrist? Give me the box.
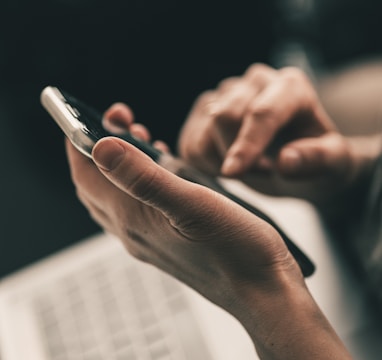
[230,271,351,359]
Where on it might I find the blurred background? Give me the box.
[1,0,382,276]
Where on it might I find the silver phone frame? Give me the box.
[40,86,95,158]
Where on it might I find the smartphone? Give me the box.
[41,86,315,277]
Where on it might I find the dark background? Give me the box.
[1,0,381,276]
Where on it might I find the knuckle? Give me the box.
[212,86,250,120]
[279,66,309,85]
[69,166,82,186]
[279,67,317,107]
[195,90,216,107]
[129,249,148,263]
[123,229,150,263]
[213,106,242,121]
[217,77,240,92]
[192,90,220,117]
[246,103,278,130]
[247,102,273,120]
[125,242,148,263]
[245,63,272,80]
[88,208,102,226]
[75,188,86,204]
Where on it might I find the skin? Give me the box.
[178,64,377,207]
[66,136,351,359]
[64,64,371,358]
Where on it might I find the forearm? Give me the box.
[233,275,352,359]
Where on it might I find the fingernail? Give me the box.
[93,139,125,171]
[221,156,243,176]
[281,148,302,172]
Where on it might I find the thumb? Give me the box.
[278,132,351,178]
[92,137,202,216]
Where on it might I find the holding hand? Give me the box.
[67,104,299,312]
[65,103,352,359]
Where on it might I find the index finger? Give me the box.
[221,68,318,176]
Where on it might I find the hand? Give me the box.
[178,64,359,204]
[67,103,301,307]
[65,103,351,359]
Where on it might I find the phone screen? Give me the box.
[59,88,161,160]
